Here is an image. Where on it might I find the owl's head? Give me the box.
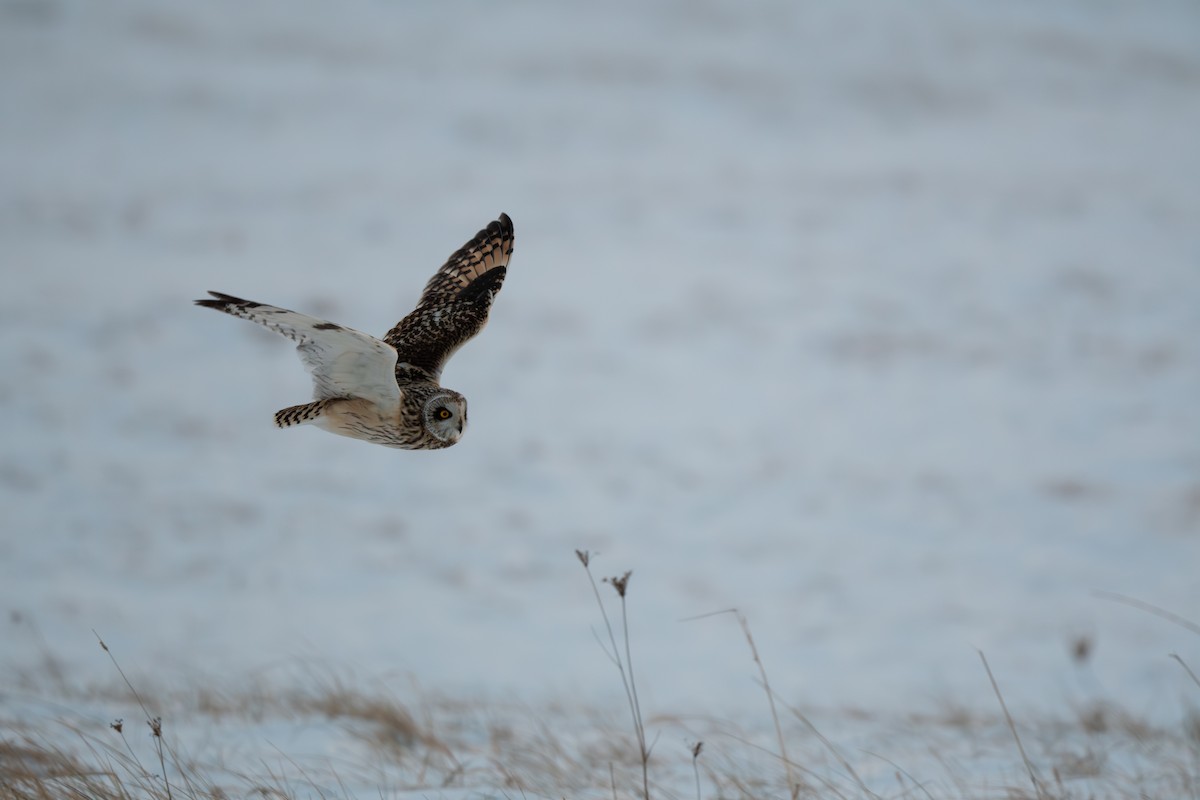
[422,390,467,447]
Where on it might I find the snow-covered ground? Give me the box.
[2,0,1199,791]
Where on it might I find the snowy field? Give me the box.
[2,0,1199,796]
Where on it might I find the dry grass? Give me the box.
[3,571,1197,799]
[3,678,1199,799]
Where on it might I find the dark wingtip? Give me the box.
[485,213,512,241]
[194,291,224,309]
[195,291,259,309]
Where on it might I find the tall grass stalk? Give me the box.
[576,549,651,800]
[978,649,1048,800]
[1092,591,1200,636]
[778,693,878,799]
[1170,653,1200,690]
[93,629,175,800]
[684,608,802,799]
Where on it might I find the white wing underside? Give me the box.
[237,305,401,407]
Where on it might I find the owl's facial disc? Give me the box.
[426,393,466,444]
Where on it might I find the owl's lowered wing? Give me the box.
[383,213,513,385]
[195,292,402,407]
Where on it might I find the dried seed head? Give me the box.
[604,570,632,597]
[691,741,704,759]
[1071,635,1093,664]
[148,717,163,738]
[575,549,590,567]
[110,719,123,734]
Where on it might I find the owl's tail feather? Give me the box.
[274,400,330,429]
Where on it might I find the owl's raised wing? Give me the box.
[196,292,401,407]
[383,213,513,386]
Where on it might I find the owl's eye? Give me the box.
[435,407,452,421]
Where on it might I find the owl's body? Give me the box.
[196,213,513,450]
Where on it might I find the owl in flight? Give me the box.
[196,213,513,450]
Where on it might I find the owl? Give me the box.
[195,213,513,450]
